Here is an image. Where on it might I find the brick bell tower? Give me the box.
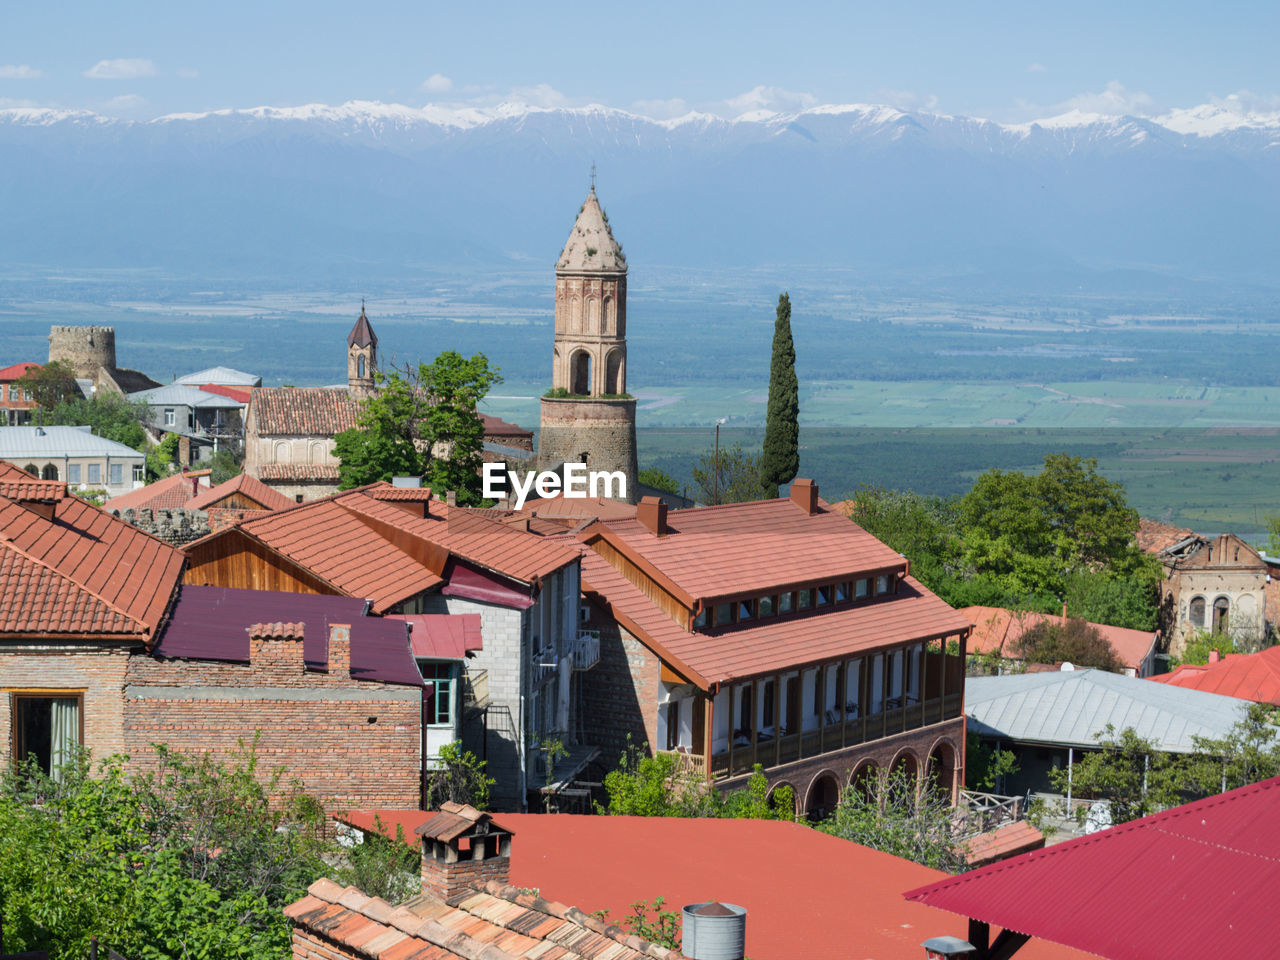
[347,301,378,399]
[537,182,638,502]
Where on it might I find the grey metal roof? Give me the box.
[0,425,145,459]
[965,669,1249,753]
[173,366,261,387]
[129,383,242,408]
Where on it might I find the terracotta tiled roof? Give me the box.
[104,470,212,513]
[479,413,532,439]
[257,463,341,482]
[522,494,637,521]
[0,486,183,641]
[1136,517,1197,554]
[185,472,295,512]
[188,485,576,613]
[960,605,1157,671]
[285,877,684,960]
[251,387,358,436]
[1149,645,1280,705]
[0,362,40,381]
[366,486,434,502]
[598,496,906,602]
[0,461,66,501]
[580,548,970,687]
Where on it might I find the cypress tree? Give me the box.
[760,292,799,497]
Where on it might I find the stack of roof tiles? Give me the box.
[0,461,184,642]
[285,878,687,960]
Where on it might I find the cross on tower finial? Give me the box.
[590,162,597,192]
[361,297,366,314]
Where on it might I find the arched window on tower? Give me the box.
[588,297,600,332]
[358,354,366,379]
[1189,596,1206,628]
[605,350,623,395]
[603,295,613,333]
[41,464,58,481]
[571,351,591,396]
[1212,596,1230,634]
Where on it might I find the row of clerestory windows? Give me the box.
[692,574,897,631]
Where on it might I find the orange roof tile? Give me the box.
[1149,646,1280,705]
[0,487,183,641]
[251,386,358,436]
[258,463,342,482]
[0,362,40,381]
[0,460,67,501]
[184,472,295,512]
[1136,517,1197,554]
[581,548,970,687]
[960,605,1157,671]
[521,494,637,521]
[104,470,212,513]
[598,496,906,602]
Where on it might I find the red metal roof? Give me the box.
[962,605,1157,671]
[599,496,907,602]
[580,548,970,687]
[0,361,40,381]
[386,613,483,659]
[0,485,183,641]
[337,811,1087,960]
[104,470,212,513]
[905,776,1280,960]
[195,383,253,404]
[1149,645,1280,705]
[184,471,295,512]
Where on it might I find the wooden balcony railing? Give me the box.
[705,691,963,782]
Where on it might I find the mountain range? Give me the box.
[2,100,1278,287]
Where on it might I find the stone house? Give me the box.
[1137,519,1271,654]
[0,424,146,497]
[180,482,588,809]
[571,480,972,819]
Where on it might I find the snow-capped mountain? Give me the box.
[1,100,1277,283]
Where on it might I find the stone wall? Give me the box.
[114,507,211,546]
[48,325,116,380]
[580,619,659,767]
[124,624,422,813]
[537,396,637,503]
[0,644,135,766]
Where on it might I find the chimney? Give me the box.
[416,802,512,902]
[637,495,668,536]
[446,490,457,506]
[1062,601,1068,623]
[327,623,351,676]
[789,478,818,515]
[247,622,306,673]
[1209,649,1221,664]
[682,901,747,960]
[191,474,200,498]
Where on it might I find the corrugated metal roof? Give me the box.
[129,383,243,408]
[173,366,261,386]
[601,496,907,601]
[966,670,1249,751]
[0,425,147,459]
[905,776,1280,960]
[386,613,483,659]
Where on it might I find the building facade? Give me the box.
[0,424,146,497]
[0,363,39,426]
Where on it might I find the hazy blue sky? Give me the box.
[3,1,1277,121]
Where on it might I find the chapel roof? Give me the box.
[556,188,626,274]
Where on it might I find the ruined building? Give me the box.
[48,325,160,396]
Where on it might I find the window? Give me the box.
[295,494,304,504]
[797,589,812,610]
[1189,596,1206,627]
[1212,597,1230,634]
[132,464,143,483]
[738,685,753,734]
[737,599,754,621]
[835,582,850,603]
[779,592,794,614]
[164,408,175,426]
[875,575,891,595]
[87,463,100,484]
[41,464,58,481]
[68,463,81,483]
[11,693,81,779]
[816,585,832,607]
[761,680,775,730]
[812,670,822,716]
[420,662,456,726]
[714,602,733,627]
[666,701,680,750]
[856,578,870,599]
[109,463,122,486]
[759,595,776,618]
[358,354,366,378]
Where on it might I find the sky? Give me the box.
[2,0,1278,122]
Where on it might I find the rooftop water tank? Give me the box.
[681,901,746,960]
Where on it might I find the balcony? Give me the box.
[706,692,963,781]
[568,630,600,671]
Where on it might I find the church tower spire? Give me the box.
[538,185,638,501]
[347,301,378,399]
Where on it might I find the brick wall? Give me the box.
[0,644,134,766]
[581,619,659,769]
[420,848,510,902]
[124,624,422,813]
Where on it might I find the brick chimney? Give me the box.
[1209,649,1221,664]
[416,802,512,902]
[789,478,818,515]
[247,622,305,673]
[637,495,668,536]
[327,624,351,676]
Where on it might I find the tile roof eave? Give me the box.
[582,577,711,691]
[580,522,698,609]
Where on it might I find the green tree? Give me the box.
[1048,726,1185,824]
[759,292,799,498]
[637,467,680,496]
[418,351,501,505]
[964,732,1019,792]
[334,816,420,905]
[843,487,963,592]
[1173,629,1236,666]
[1266,513,1280,557]
[146,432,181,481]
[1185,703,1280,793]
[335,371,425,489]
[208,447,244,485]
[1012,617,1125,672]
[818,765,966,872]
[16,360,81,411]
[422,741,496,811]
[691,442,765,506]
[38,393,150,450]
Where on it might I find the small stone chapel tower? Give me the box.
[347,302,378,399]
[538,185,638,501]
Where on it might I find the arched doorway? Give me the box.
[850,761,879,801]
[571,351,591,396]
[766,782,797,819]
[41,464,58,481]
[605,350,623,395]
[890,751,919,790]
[805,773,840,821]
[927,741,957,801]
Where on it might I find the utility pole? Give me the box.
[714,417,727,505]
